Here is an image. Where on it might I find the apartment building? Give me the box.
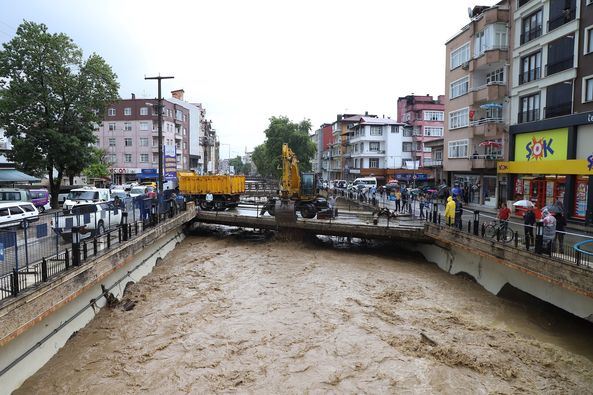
[444,2,511,208]
[311,123,332,181]
[327,114,373,180]
[95,94,190,185]
[498,0,593,222]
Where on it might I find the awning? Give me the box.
[136,173,158,180]
[479,103,503,109]
[0,169,40,183]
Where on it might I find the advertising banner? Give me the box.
[514,128,568,162]
[164,145,177,180]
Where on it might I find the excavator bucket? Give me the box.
[274,199,296,224]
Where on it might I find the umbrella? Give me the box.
[480,102,503,109]
[427,189,437,193]
[479,140,502,148]
[543,204,562,213]
[513,199,534,208]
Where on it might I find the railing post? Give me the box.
[514,231,519,248]
[467,220,471,233]
[93,237,98,256]
[42,258,48,282]
[496,227,501,242]
[526,234,530,251]
[11,268,18,296]
[481,223,485,238]
[432,203,438,224]
[122,212,129,242]
[65,249,70,269]
[535,222,544,254]
[71,227,81,266]
[107,231,111,249]
[135,222,139,235]
[473,210,480,236]
[118,227,122,243]
[438,213,441,225]
[83,241,88,260]
[576,250,581,266]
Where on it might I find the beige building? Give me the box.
[443,2,512,208]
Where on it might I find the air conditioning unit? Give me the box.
[461,61,470,70]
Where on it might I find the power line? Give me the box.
[0,19,16,31]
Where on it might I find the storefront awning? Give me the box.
[0,169,40,183]
[497,160,593,175]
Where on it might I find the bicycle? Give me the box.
[484,220,514,243]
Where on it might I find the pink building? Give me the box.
[396,94,445,168]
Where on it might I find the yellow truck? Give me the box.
[177,172,245,210]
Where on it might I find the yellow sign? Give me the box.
[497,160,593,175]
[514,128,568,162]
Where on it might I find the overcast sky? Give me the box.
[1,0,497,159]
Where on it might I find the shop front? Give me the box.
[450,173,498,207]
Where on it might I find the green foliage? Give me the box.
[0,21,120,207]
[229,155,247,175]
[252,116,315,178]
[82,148,110,179]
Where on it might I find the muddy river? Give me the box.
[16,228,593,393]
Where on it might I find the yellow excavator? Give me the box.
[260,143,332,222]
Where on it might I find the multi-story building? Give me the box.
[95,94,190,185]
[168,90,202,173]
[444,2,511,208]
[311,123,332,181]
[498,0,593,223]
[396,94,446,167]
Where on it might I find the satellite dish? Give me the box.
[468,7,473,18]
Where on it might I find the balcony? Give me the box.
[423,159,443,168]
[470,118,505,137]
[520,26,542,45]
[519,68,541,85]
[548,9,576,32]
[545,57,573,76]
[544,102,572,118]
[471,154,502,169]
[518,109,540,123]
[472,84,507,103]
[471,47,509,71]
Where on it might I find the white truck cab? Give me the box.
[63,187,111,211]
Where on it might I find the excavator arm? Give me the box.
[280,143,301,199]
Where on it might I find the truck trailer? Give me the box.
[178,172,245,211]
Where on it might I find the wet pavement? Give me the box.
[15,228,593,393]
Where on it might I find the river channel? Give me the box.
[15,227,593,393]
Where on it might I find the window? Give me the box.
[584,77,593,102]
[140,138,149,147]
[369,142,380,151]
[108,154,116,163]
[370,126,382,136]
[474,24,508,57]
[520,51,541,84]
[124,122,132,131]
[434,150,443,161]
[124,107,132,116]
[140,122,149,131]
[124,154,132,163]
[108,123,116,131]
[548,0,576,32]
[140,107,148,116]
[140,154,149,163]
[124,138,133,146]
[152,137,159,147]
[402,142,413,152]
[183,142,187,150]
[519,93,540,123]
[369,158,379,168]
[390,125,399,133]
[450,76,469,99]
[423,127,443,137]
[450,42,470,69]
[176,109,183,121]
[448,108,469,129]
[486,68,504,84]
[403,127,413,137]
[521,9,543,44]
[586,26,593,54]
[448,139,469,158]
[152,153,159,163]
[424,111,444,121]
[108,108,116,116]
[108,138,116,147]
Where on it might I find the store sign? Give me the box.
[514,128,568,162]
[163,145,177,180]
[110,168,140,174]
[497,159,593,175]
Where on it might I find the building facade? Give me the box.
[498,0,593,222]
[95,94,190,185]
[444,2,511,208]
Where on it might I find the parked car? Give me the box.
[63,187,111,211]
[0,188,32,203]
[30,189,50,212]
[52,201,122,241]
[0,202,39,229]
[129,186,148,198]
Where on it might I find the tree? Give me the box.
[228,155,252,175]
[82,148,110,180]
[0,21,119,207]
[252,116,315,178]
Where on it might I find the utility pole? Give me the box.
[145,74,174,193]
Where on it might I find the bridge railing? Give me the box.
[0,198,190,304]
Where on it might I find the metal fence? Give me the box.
[0,195,186,303]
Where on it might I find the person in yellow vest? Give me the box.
[445,196,456,226]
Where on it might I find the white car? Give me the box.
[52,202,122,241]
[0,202,39,229]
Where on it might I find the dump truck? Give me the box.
[260,144,333,222]
[177,172,245,211]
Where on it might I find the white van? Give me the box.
[0,202,39,228]
[63,187,111,211]
[0,188,32,203]
[352,177,378,189]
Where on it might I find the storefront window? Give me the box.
[574,177,588,219]
[516,175,565,209]
[483,176,497,207]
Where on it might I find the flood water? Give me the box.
[16,227,593,394]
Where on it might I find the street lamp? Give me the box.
[145,74,174,193]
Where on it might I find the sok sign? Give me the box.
[514,128,568,162]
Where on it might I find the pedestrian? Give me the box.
[402,189,409,213]
[542,208,557,254]
[419,194,426,219]
[454,195,463,229]
[498,201,511,234]
[395,189,401,212]
[328,194,337,218]
[554,211,567,254]
[445,196,456,226]
[523,207,535,249]
[533,206,542,222]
